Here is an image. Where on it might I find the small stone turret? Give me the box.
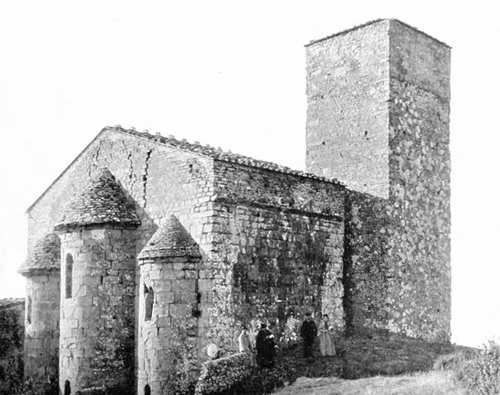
[19,233,61,388]
[137,215,202,395]
[54,168,140,395]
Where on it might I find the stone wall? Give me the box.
[201,160,345,352]
[27,129,216,255]
[26,127,348,387]
[58,227,138,393]
[24,271,59,385]
[138,255,201,395]
[306,20,390,198]
[306,19,451,342]
[26,128,217,384]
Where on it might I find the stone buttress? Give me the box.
[54,168,140,394]
[18,233,61,388]
[137,215,202,395]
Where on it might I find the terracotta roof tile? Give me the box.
[138,215,201,261]
[54,168,140,231]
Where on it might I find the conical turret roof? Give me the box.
[54,168,140,231]
[138,215,201,260]
[19,233,61,274]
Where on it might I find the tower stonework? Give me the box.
[19,233,60,388]
[306,19,451,341]
[137,215,202,395]
[55,169,140,394]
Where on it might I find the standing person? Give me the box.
[255,322,278,368]
[284,310,300,347]
[318,314,336,356]
[255,322,271,368]
[266,321,278,368]
[300,312,317,358]
[238,324,252,353]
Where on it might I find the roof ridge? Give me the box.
[106,126,344,186]
[26,125,344,213]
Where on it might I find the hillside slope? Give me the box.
[274,371,467,395]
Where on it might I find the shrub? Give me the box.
[433,348,478,371]
[0,306,24,395]
[195,353,253,395]
[447,342,500,395]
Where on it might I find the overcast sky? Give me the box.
[1,0,499,347]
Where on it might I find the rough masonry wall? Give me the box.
[384,21,450,340]
[138,256,200,395]
[306,20,390,198]
[306,20,451,342]
[203,161,345,352]
[345,75,451,340]
[58,228,137,393]
[24,273,59,385]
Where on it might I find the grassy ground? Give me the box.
[270,331,457,382]
[273,370,467,395]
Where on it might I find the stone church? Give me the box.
[19,19,451,395]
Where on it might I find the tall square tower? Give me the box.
[306,19,451,341]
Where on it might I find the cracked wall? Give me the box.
[26,128,347,387]
[26,129,216,389]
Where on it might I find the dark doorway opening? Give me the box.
[64,380,71,395]
[144,384,151,395]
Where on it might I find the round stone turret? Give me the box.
[137,215,202,395]
[55,168,140,395]
[19,233,61,388]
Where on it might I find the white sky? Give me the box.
[0,0,499,348]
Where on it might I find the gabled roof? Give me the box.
[115,126,343,184]
[19,233,60,273]
[54,168,140,231]
[27,126,343,214]
[138,215,201,261]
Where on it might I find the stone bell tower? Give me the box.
[54,168,140,394]
[305,20,451,341]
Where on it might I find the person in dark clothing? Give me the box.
[300,312,317,358]
[255,322,277,368]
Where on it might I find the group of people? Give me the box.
[236,312,336,369]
